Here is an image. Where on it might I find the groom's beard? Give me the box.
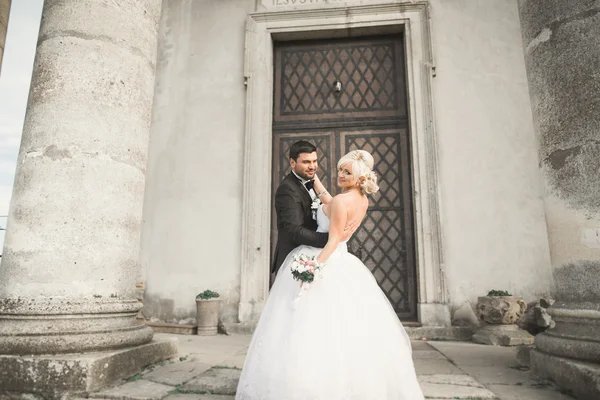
[295,169,316,181]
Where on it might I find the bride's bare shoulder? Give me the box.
[331,192,352,204]
[332,192,364,208]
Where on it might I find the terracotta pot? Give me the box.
[195,298,220,336]
[476,296,527,325]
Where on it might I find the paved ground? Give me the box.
[87,333,575,400]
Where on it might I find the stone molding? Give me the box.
[239,1,449,325]
[0,297,153,355]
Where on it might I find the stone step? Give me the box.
[164,396,234,400]
[418,374,499,399]
[89,379,173,400]
[143,359,213,386]
[181,367,241,395]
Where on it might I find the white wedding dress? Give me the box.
[236,206,424,400]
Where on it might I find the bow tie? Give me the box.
[304,180,315,191]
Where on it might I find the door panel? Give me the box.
[272,35,418,321]
[340,129,416,319]
[273,36,407,126]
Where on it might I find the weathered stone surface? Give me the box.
[219,354,246,370]
[519,301,555,335]
[411,341,434,351]
[0,337,178,399]
[73,336,582,399]
[207,323,456,345]
[0,0,164,357]
[531,349,600,400]
[0,298,154,355]
[476,296,527,325]
[518,3,600,396]
[412,350,447,360]
[553,262,600,303]
[516,344,534,367]
[458,365,529,386]
[539,298,555,308]
[0,391,50,399]
[534,306,553,328]
[220,322,255,336]
[418,374,498,399]
[147,322,198,336]
[164,396,234,400]
[143,359,212,386]
[473,324,534,346]
[535,331,600,364]
[414,359,463,375]
[89,379,172,400]
[535,290,600,364]
[518,0,600,211]
[526,266,600,396]
[486,383,577,400]
[182,368,241,395]
[196,299,220,336]
[429,341,519,367]
[405,326,474,341]
[452,301,480,326]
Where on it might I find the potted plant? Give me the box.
[473,289,532,346]
[195,290,220,336]
[476,290,527,325]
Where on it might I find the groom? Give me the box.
[271,140,356,286]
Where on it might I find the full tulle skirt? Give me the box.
[235,244,424,400]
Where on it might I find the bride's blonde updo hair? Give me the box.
[337,150,379,195]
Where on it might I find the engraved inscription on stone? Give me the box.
[268,0,347,7]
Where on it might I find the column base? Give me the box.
[472,324,534,346]
[418,302,452,326]
[531,349,600,400]
[237,301,265,323]
[0,297,154,354]
[0,337,178,399]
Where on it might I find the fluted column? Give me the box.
[0,0,162,355]
[518,1,600,398]
[0,0,10,74]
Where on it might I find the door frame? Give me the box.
[239,2,450,326]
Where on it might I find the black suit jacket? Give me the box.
[271,173,328,285]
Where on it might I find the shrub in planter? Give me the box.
[195,290,220,336]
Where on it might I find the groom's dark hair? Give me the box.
[289,140,317,161]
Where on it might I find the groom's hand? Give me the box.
[341,219,360,241]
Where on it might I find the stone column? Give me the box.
[0,0,9,74]
[518,1,600,398]
[0,1,177,395]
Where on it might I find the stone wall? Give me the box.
[142,0,554,324]
[140,0,255,323]
[429,0,553,322]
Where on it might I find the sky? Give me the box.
[0,0,43,220]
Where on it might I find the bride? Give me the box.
[236,150,424,400]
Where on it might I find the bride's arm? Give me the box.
[316,196,347,264]
[313,174,333,204]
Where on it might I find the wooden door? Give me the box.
[271,35,418,321]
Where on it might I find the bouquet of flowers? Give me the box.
[290,253,325,296]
